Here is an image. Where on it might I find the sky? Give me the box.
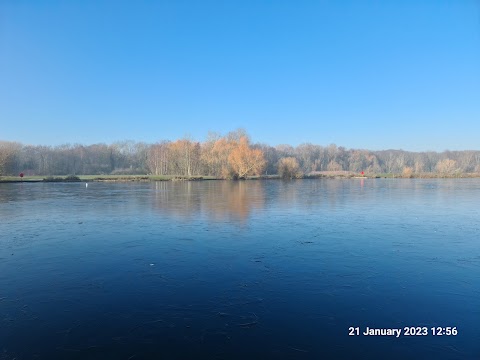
[0,0,479,151]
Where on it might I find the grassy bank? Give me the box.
[1,172,479,183]
[0,175,219,183]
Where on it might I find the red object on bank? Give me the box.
[19,173,24,178]
[361,171,364,175]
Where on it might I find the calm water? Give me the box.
[0,179,479,359]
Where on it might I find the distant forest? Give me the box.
[1,129,480,178]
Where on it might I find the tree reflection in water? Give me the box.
[152,181,265,223]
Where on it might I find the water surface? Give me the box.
[1,179,479,359]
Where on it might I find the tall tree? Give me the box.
[228,137,266,179]
[168,138,201,176]
[436,159,457,176]
[147,141,170,175]
[0,141,17,176]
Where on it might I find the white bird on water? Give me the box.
[86,182,88,188]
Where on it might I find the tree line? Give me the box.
[1,129,479,178]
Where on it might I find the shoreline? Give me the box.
[1,173,480,183]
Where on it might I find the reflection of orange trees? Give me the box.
[152,181,201,220]
[152,181,265,223]
[202,181,265,222]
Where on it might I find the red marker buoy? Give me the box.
[361,171,364,175]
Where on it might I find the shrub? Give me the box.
[402,167,414,178]
[278,157,303,179]
[44,175,81,182]
[64,175,81,182]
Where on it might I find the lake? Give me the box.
[0,179,479,359]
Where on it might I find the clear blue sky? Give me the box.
[1,0,479,151]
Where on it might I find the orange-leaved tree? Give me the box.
[211,137,238,178]
[228,137,266,179]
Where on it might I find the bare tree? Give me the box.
[0,141,17,176]
[147,141,170,175]
[327,160,342,171]
[436,159,457,176]
[169,138,201,176]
